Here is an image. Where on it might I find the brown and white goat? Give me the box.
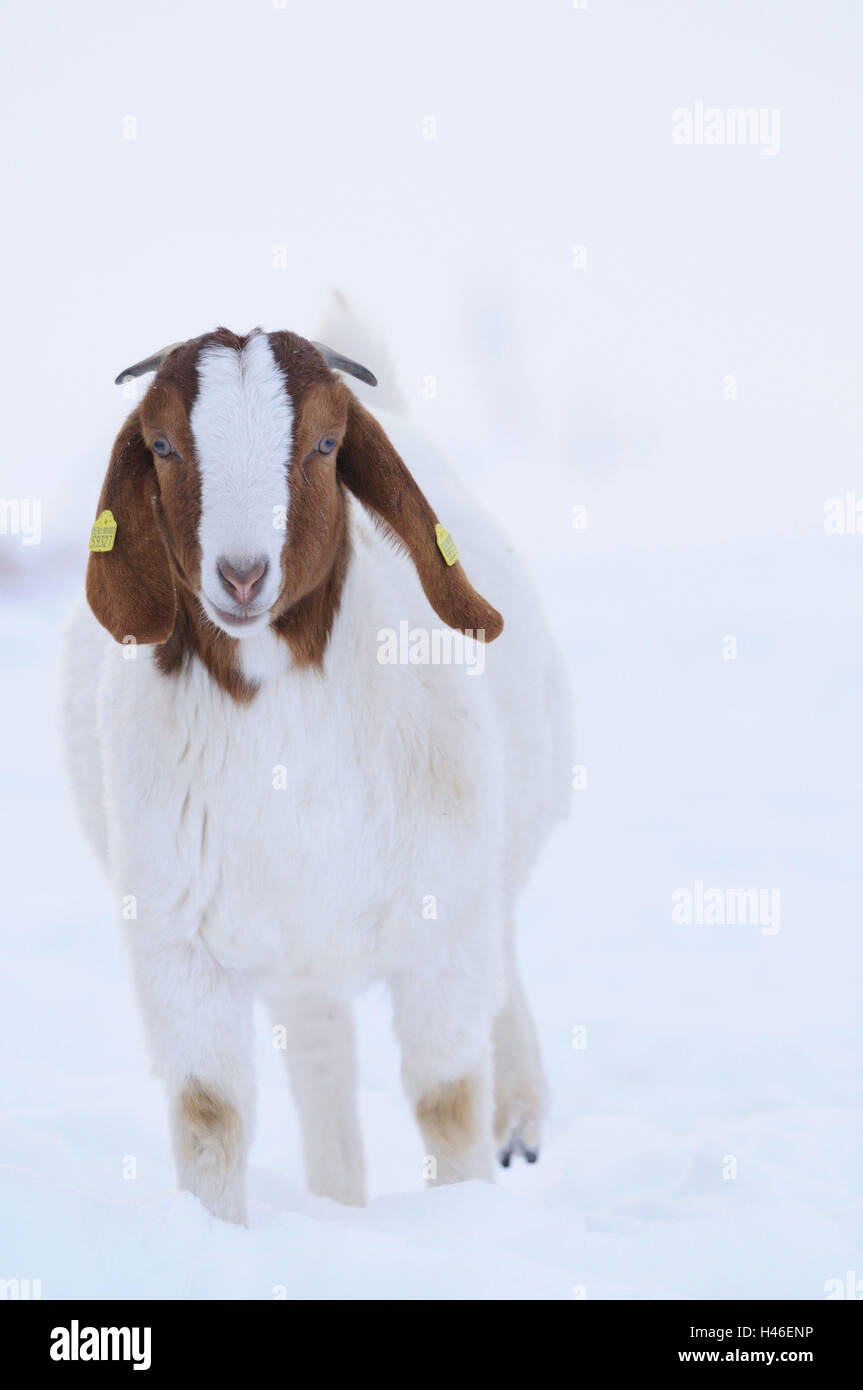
[61,326,569,1220]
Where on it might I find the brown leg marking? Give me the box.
[179,1078,242,1175]
[415,1076,480,1154]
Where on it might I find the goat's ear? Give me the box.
[336,398,503,640]
[86,412,176,644]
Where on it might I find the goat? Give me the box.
[60,324,570,1222]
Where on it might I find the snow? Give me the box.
[2,0,862,1299]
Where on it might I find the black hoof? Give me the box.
[499,1139,539,1167]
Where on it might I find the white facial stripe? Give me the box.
[191,333,293,631]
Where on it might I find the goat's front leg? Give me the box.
[129,939,254,1224]
[389,968,498,1186]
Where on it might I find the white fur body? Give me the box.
[62,408,569,1218]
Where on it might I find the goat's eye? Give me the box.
[152,438,173,458]
[317,436,337,456]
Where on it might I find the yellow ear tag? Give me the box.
[435,523,459,567]
[89,509,118,553]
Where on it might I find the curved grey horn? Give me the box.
[113,342,183,386]
[311,341,378,388]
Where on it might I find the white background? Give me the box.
[1,0,861,1298]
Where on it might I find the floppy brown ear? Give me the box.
[336,398,503,640]
[85,412,176,644]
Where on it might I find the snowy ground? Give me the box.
[2,0,862,1299]
[2,532,861,1300]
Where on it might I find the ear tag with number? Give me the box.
[89,509,118,552]
[435,523,459,567]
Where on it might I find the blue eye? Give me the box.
[317,436,337,456]
[152,438,173,458]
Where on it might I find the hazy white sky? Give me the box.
[1,0,860,555]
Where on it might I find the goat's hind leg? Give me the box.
[493,938,548,1167]
[267,984,366,1207]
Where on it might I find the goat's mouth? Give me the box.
[213,604,269,628]
[199,592,274,637]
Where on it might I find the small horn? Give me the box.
[113,342,183,386]
[311,341,378,388]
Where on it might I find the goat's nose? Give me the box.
[216,555,269,606]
